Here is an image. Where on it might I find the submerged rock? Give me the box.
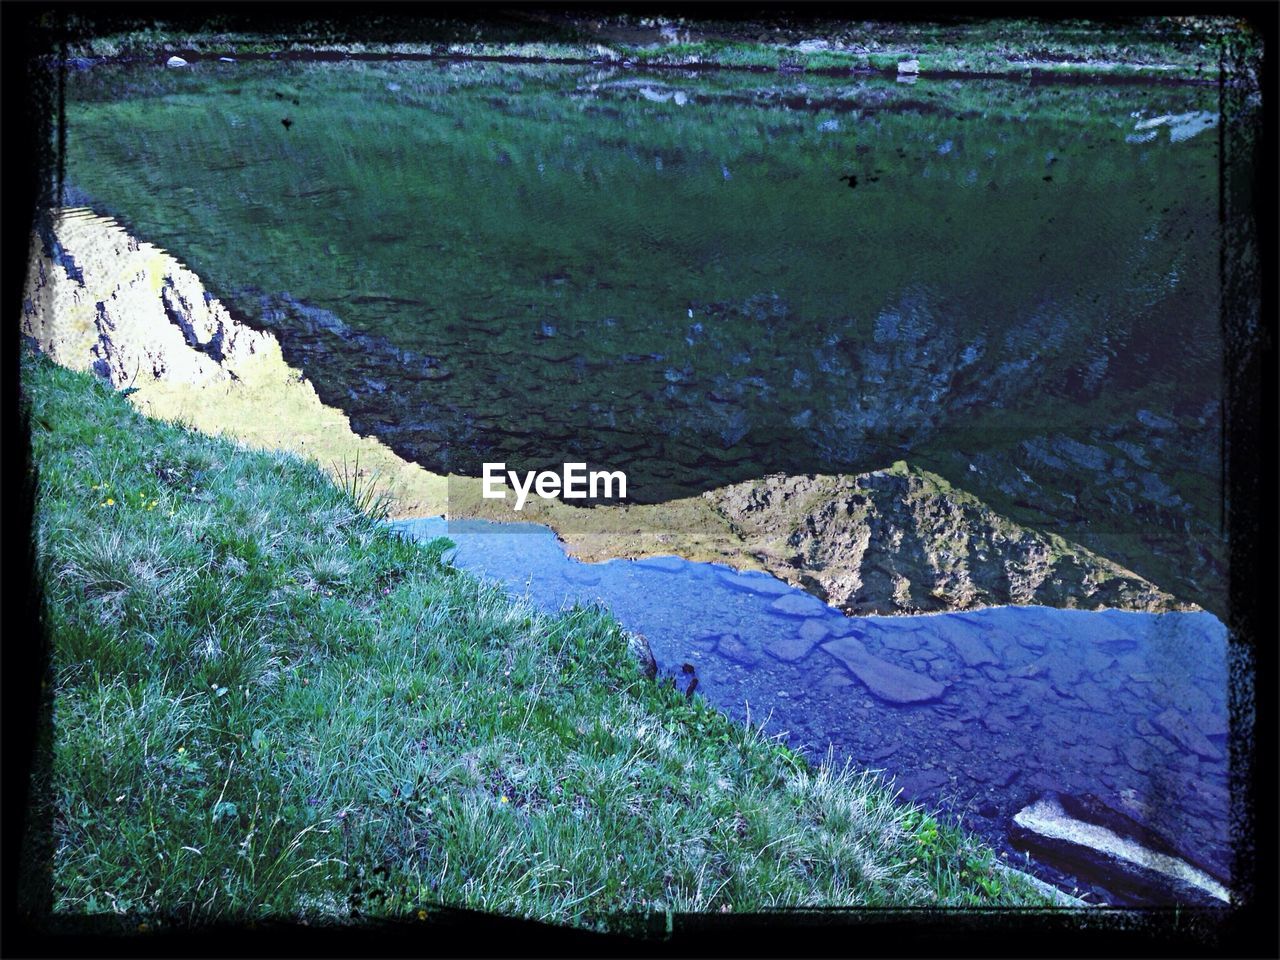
[820,636,947,704]
[1151,707,1223,761]
[716,634,759,667]
[769,592,830,617]
[763,635,815,663]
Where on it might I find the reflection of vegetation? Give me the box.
[65,14,1260,82]
[25,352,1047,924]
[64,59,1228,609]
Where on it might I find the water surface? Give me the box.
[63,60,1227,609]
[394,516,1230,901]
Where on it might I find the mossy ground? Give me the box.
[20,351,1048,931]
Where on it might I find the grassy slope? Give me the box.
[22,351,1047,930]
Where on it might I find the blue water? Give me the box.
[393,516,1231,888]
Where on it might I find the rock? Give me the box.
[769,592,830,617]
[1191,710,1229,739]
[1010,794,1230,905]
[926,658,957,681]
[687,633,719,651]
[716,569,794,596]
[1079,648,1117,675]
[716,634,759,667]
[166,56,189,68]
[814,672,854,697]
[1137,409,1176,432]
[1070,681,1111,711]
[948,631,997,667]
[797,619,830,644]
[897,59,921,74]
[1012,651,1081,688]
[897,768,949,793]
[764,635,814,663]
[820,636,947,704]
[864,743,898,761]
[824,616,861,637]
[881,633,919,652]
[1152,708,1223,761]
[1058,794,1194,864]
[981,714,1012,734]
[627,632,657,679]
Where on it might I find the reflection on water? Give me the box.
[395,516,1230,901]
[65,61,1226,610]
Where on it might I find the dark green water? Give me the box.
[64,61,1226,608]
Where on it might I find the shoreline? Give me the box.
[62,48,1226,87]
[398,511,1220,625]
[58,14,1260,85]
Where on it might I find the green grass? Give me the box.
[21,350,1049,930]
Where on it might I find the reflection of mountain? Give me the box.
[64,62,1228,613]
[706,465,1189,616]
[24,209,1207,620]
[241,281,1223,616]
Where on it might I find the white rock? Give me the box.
[897,59,920,74]
[166,56,189,68]
[1011,795,1231,905]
